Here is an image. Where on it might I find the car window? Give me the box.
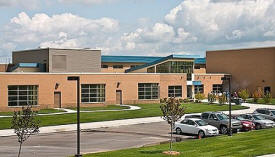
[257,109,265,114]
[217,114,228,120]
[195,120,208,126]
[201,113,209,119]
[253,115,265,120]
[271,111,275,115]
[209,114,217,120]
[181,120,188,124]
[236,116,245,121]
[187,120,196,126]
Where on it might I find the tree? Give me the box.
[238,89,250,102]
[160,97,185,154]
[263,92,272,104]
[208,93,216,104]
[252,89,263,103]
[11,105,40,157]
[218,93,226,105]
[195,92,205,103]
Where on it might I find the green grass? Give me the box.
[0,103,247,130]
[84,128,275,157]
[0,108,65,116]
[67,105,130,111]
[247,98,275,105]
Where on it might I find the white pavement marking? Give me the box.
[1,103,274,137]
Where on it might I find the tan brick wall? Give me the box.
[194,74,225,96]
[0,73,187,111]
[206,47,275,97]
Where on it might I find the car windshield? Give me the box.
[217,114,228,120]
[195,120,208,126]
[253,115,265,120]
[236,116,245,121]
[271,111,275,115]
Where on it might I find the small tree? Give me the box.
[160,97,185,154]
[238,89,250,102]
[195,92,205,103]
[208,93,216,104]
[252,89,263,103]
[218,94,226,105]
[263,92,272,104]
[11,105,40,157]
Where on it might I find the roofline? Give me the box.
[0,72,188,75]
[13,48,101,53]
[206,46,275,53]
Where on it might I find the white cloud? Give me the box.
[120,0,275,56]
[0,12,119,55]
[58,0,118,5]
[0,0,39,9]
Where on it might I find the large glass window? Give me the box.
[168,86,182,97]
[212,84,222,93]
[8,85,38,106]
[147,67,155,73]
[138,83,159,99]
[113,65,123,69]
[81,84,105,103]
[194,85,204,94]
[156,61,194,74]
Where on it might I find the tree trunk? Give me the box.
[18,142,22,157]
[170,123,173,152]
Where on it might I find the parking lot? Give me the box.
[0,122,196,157]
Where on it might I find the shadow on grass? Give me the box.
[139,150,163,154]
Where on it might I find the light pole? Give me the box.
[67,76,82,157]
[221,75,232,136]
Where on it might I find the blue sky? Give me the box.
[0,0,275,57]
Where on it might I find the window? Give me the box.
[147,67,155,73]
[209,114,218,120]
[201,113,209,119]
[101,65,108,68]
[168,86,182,97]
[264,86,271,95]
[156,61,194,74]
[194,65,201,69]
[130,65,139,68]
[194,85,204,94]
[8,85,38,106]
[187,120,196,125]
[212,84,222,93]
[138,83,159,99]
[81,84,105,103]
[113,65,123,69]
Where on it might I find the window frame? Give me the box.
[113,65,123,69]
[168,86,182,98]
[138,83,159,100]
[212,84,223,93]
[81,84,106,103]
[8,85,39,107]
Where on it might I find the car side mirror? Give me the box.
[214,118,218,121]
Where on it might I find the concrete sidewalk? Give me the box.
[1,103,274,137]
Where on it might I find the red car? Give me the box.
[232,115,255,131]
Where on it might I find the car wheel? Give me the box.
[176,128,182,135]
[220,126,228,134]
[198,130,205,138]
[255,124,261,130]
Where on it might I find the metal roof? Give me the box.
[194,58,206,64]
[101,55,162,63]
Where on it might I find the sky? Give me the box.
[0,0,275,58]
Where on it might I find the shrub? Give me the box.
[252,89,263,103]
[263,93,272,104]
[218,94,226,105]
[208,93,216,104]
[195,92,205,103]
[238,89,250,102]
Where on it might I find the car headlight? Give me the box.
[243,123,249,127]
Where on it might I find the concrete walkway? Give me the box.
[0,104,141,118]
[1,102,274,137]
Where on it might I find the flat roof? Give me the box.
[101,55,162,63]
[13,48,101,53]
[206,46,275,52]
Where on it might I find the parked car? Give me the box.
[201,112,242,134]
[253,108,275,122]
[174,118,219,138]
[231,115,255,131]
[184,114,201,119]
[239,114,275,130]
[231,97,243,105]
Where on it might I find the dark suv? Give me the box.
[201,112,242,134]
[253,108,275,121]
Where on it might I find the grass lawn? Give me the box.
[67,105,130,111]
[0,108,65,116]
[247,98,275,105]
[84,128,275,157]
[0,103,247,130]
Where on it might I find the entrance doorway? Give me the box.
[187,85,193,98]
[116,90,122,104]
[54,92,61,108]
[264,86,271,95]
